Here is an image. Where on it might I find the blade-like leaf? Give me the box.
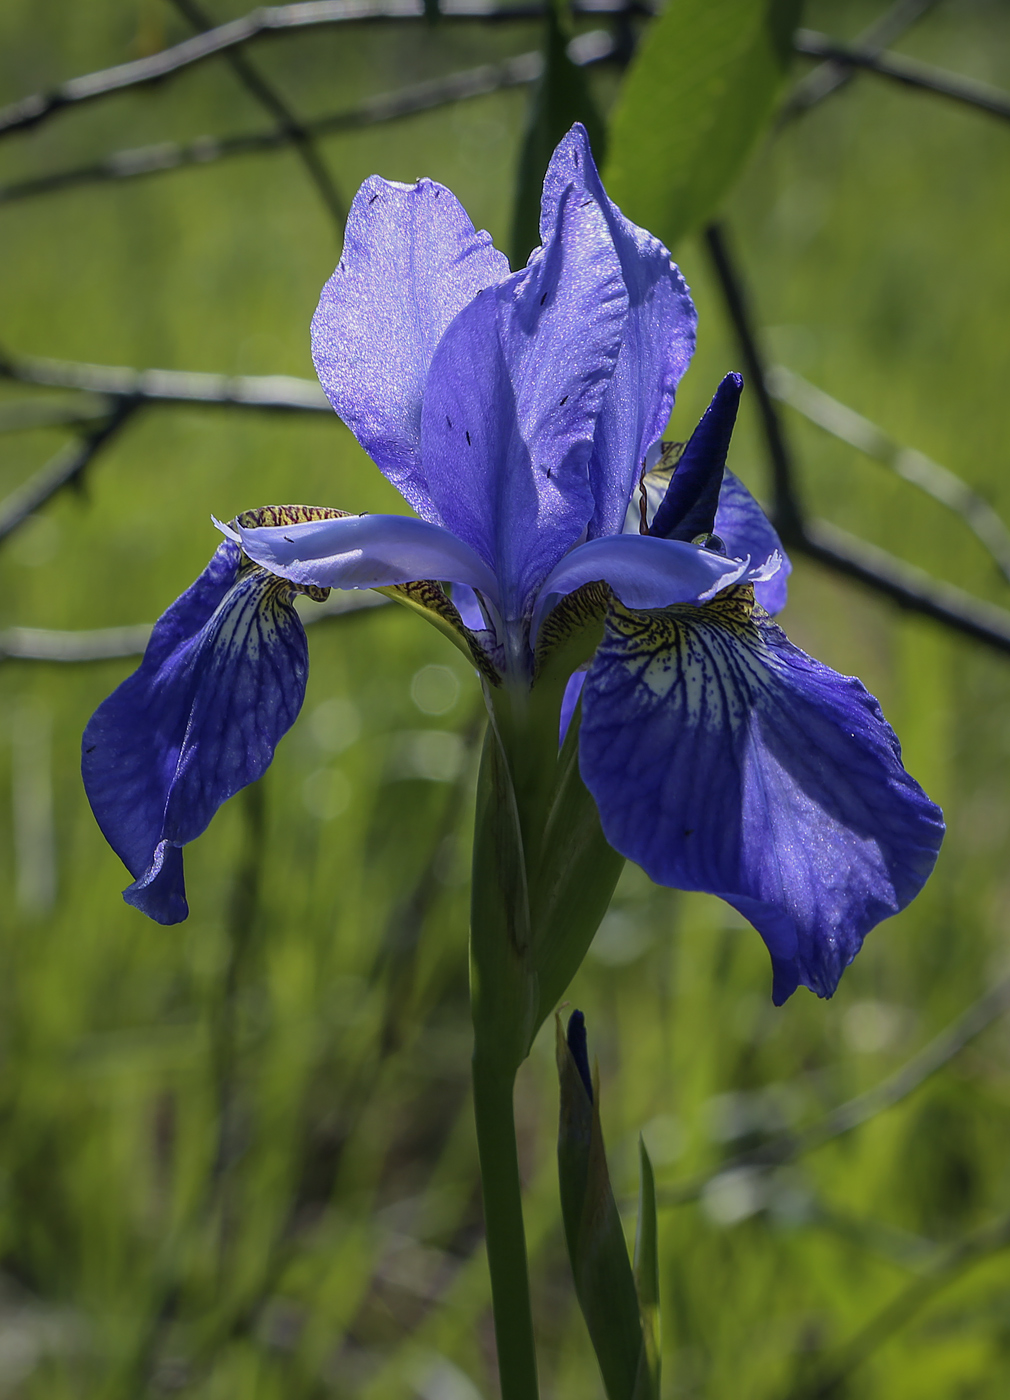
[605,0,804,247]
[557,1011,647,1399]
[470,725,538,1074]
[528,700,624,1039]
[633,1137,660,1400]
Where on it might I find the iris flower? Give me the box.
[82,126,943,1004]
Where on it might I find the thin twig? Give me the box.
[0,397,141,544]
[0,0,646,139]
[704,221,1010,657]
[769,366,1010,586]
[169,0,346,229]
[0,394,111,433]
[0,351,332,410]
[794,29,1010,123]
[0,590,389,664]
[783,0,939,119]
[703,222,803,540]
[794,520,1010,657]
[0,32,616,206]
[659,974,1010,1208]
[784,1211,1010,1399]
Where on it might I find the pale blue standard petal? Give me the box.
[541,127,697,541]
[714,471,792,616]
[419,176,628,621]
[579,590,944,1003]
[82,540,309,924]
[311,176,510,521]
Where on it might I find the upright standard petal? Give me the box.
[579,588,944,1003]
[312,176,510,520]
[82,540,311,923]
[542,126,697,541]
[714,471,792,616]
[419,176,628,622]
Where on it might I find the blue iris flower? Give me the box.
[82,126,943,1003]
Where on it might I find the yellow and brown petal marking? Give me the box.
[533,579,612,683]
[601,584,761,718]
[379,578,502,685]
[233,504,352,603]
[635,440,685,534]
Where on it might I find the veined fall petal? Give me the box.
[578,586,944,1002]
[82,534,319,923]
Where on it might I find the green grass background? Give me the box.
[1,0,1009,1395]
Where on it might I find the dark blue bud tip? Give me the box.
[566,1009,593,1103]
[650,371,745,543]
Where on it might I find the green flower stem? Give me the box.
[470,720,540,1395]
[468,631,617,1398]
[472,1052,540,1400]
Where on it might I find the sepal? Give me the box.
[579,586,945,1001]
[82,533,317,923]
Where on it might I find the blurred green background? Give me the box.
[1,0,1010,1395]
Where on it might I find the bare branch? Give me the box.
[0,398,141,544]
[794,28,1010,123]
[0,394,110,433]
[0,0,646,140]
[0,590,389,664]
[0,351,331,411]
[795,520,1010,657]
[783,0,939,119]
[703,222,804,539]
[659,973,1010,1209]
[168,0,346,229]
[0,32,617,206]
[769,366,1010,587]
[704,220,1010,659]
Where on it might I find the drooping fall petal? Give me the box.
[579,588,944,1002]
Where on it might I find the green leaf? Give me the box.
[556,1012,645,1399]
[633,1138,661,1400]
[469,726,538,1074]
[510,0,607,268]
[527,700,624,1039]
[604,0,804,247]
